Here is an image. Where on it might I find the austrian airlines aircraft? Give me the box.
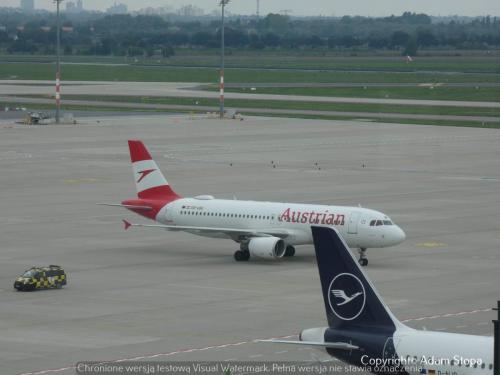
[265,227,493,374]
[105,140,405,265]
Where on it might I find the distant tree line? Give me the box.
[0,10,499,57]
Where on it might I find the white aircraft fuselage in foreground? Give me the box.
[264,227,493,375]
[109,140,406,264]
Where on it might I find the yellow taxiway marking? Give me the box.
[416,241,447,248]
[64,177,101,184]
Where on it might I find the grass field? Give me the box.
[2,51,500,73]
[1,61,500,84]
[2,52,499,127]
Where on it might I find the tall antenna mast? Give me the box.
[256,0,260,18]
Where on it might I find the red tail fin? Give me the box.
[128,140,180,200]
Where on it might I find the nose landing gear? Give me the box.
[358,248,368,266]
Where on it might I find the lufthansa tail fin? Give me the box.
[128,140,180,200]
[311,226,403,330]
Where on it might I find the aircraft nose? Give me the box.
[393,226,406,244]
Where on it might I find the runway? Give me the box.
[1,80,499,109]
[0,114,499,374]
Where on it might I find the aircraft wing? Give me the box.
[122,220,292,240]
[259,339,359,350]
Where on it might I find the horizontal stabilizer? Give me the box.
[259,339,359,350]
[97,203,152,211]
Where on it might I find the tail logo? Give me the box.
[137,168,156,183]
[328,273,366,321]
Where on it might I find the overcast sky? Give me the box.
[3,0,500,16]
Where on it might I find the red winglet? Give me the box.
[123,219,132,231]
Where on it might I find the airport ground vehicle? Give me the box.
[14,265,67,291]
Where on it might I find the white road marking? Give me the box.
[18,308,493,375]
[400,308,491,323]
[275,350,289,354]
[249,354,263,358]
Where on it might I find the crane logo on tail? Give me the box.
[328,273,366,321]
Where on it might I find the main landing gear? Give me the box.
[234,249,250,261]
[234,242,250,262]
[358,248,368,267]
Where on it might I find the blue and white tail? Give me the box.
[311,226,404,331]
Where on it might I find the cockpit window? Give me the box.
[370,219,394,226]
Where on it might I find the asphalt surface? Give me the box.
[1,80,499,109]
[0,114,499,375]
[2,95,500,124]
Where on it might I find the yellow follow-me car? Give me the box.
[14,265,67,291]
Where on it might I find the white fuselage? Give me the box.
[157,196,406,249]
[394,328,494,375]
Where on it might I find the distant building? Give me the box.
[66,2,76,12]
[66,0,83,13]
[107,2,127,14]
[20,0,34,12]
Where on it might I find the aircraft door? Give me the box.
[348,211,361,234]
[163,202,175,222]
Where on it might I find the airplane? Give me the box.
[102,140,406,265]
[263,226,493,374]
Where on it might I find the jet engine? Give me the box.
[248,237,286,259]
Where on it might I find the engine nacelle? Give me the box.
[248,237,286,259]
